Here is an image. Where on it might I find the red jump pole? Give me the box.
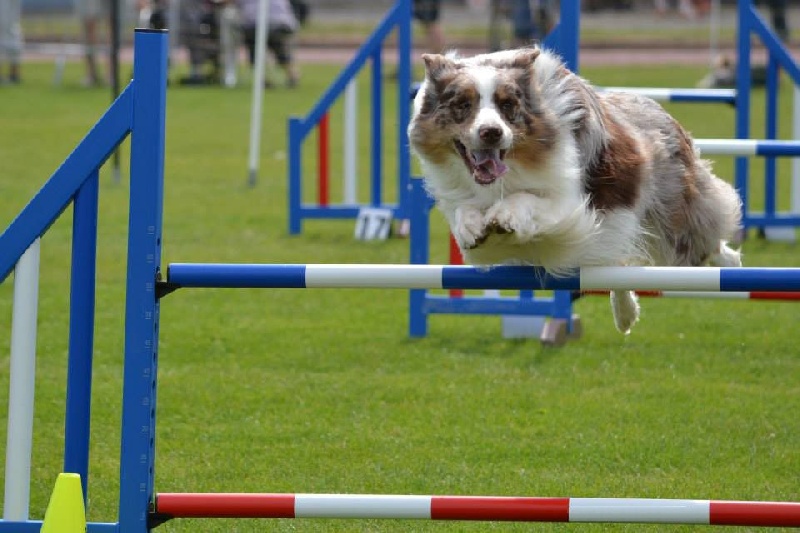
[318,113,330,207]
[449,234,463,298]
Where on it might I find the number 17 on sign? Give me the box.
[354,208,393,241]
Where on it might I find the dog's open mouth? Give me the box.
[454,140,508,185]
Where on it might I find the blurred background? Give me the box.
[16,0,793,68]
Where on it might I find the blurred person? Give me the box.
[237,0,300,88]
[139,0,169,30]
[75,0,137,87]
[653,0,704,19]
[766,0,789,42]
[75,0,109,86]
[0,0,23,83]
[510,0,553,47]
[413,0,445,53]
[179,0,225,85]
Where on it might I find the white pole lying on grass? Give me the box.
[3,239,40,521]
[344,81,358,204]
[247,0,271,187]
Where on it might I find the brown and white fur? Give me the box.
[408,47,742,334]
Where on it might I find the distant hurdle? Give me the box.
[287,0,413,236]
[593,0,800,237]
[2,27,800,532]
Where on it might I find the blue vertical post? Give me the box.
[371,49,383,207]
[409,179,430,337]
[64,170,99,506]
[735,0,752,229]
[119,29,168,533]
[558,0,580,72]
[396,0,412,219]
[553,289,575,333]
[764,54,779,220]
[288,117,304,234]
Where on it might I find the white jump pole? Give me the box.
[3,239,40,521]
[247,0,270,187]
[344,81,358,205]
[792,86,800,215]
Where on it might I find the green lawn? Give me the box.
[0,56,798,532]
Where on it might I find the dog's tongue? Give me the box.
[471,149,508,182]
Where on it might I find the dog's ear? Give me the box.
[422,54,458,83]
[511,48,540,71]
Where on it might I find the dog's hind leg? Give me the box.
[610,290,640,334]
[708,240,742,267]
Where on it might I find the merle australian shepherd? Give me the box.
[408,47,742,334]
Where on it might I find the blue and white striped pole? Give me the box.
[600,87,736,104]
[695,139,800,157]
[166,264,800,292]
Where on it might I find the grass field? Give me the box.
[0,54,799,532]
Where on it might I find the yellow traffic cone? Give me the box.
[41,473,86,533]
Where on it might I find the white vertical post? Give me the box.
[768,86,800,241]
[344,80,358,204]
[792,86,800,214]
[3,239,41,521]
[247,0,271,187]
[169,0,182,63]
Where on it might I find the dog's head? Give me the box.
[409,48,556,186]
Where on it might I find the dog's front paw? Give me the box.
[484,202,537,240]
[453,206,488,250]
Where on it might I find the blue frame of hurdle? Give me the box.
[0,29,168,533]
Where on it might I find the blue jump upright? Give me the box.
[0,29,168,533]
[733,0,800,232]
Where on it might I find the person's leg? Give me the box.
[423,20,445,53]
[414,0,445,53]
[8,0,22,82]
[766,0,789,42]
[78,0,105,85]
[511,0,534,46]
[269,27,298,87]
[0,0,23,82]
[242,26,256,67]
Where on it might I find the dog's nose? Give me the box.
[479,126,503,144]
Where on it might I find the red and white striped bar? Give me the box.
[154,493,800,527]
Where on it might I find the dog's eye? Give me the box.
[456,100,472,112]
[500,101,516,114]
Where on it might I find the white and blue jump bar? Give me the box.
[166,264,800,292]
[694,139,800,156]
[600,87,737,104]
